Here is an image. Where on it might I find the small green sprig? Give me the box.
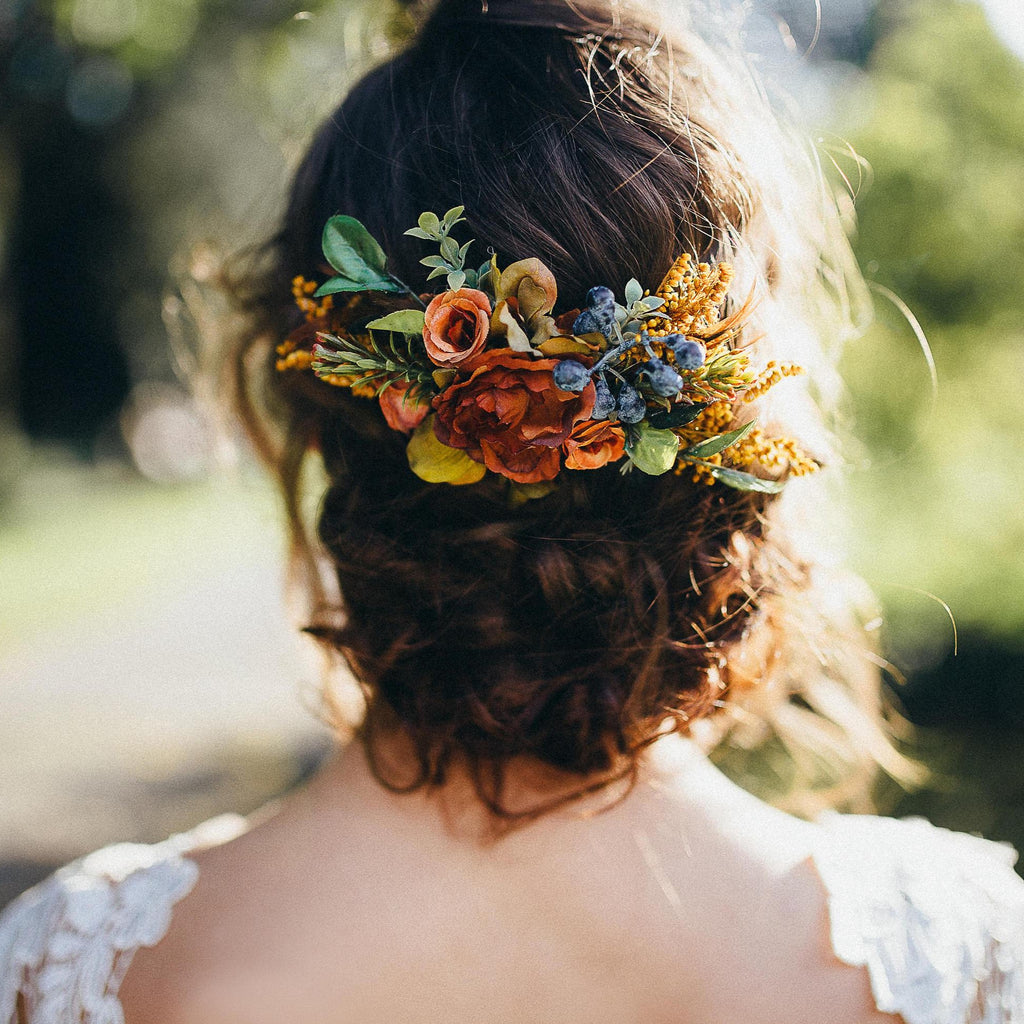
[312,316,435,396]
[617,278,667,336]
[405,206,481,291]
[686,349,757,402]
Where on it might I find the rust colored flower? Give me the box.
[433,350,595,483]
[423,288,492,366]
[563,419,627,471]
[379,381,429,433]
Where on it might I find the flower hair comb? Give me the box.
[276,207,817,497]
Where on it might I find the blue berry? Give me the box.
[552,359,592,392]
[668,337,706,370]
[592,376,616,419]
[642,358,683,398]
[586,285,616,311]
[573,307,615,339]
[616,384,646,424]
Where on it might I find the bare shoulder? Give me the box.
[630,745,900,1024]
[116,742,912,1024]
[117,807,306,1024]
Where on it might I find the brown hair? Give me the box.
[225,0,899,824]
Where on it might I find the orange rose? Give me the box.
[433,350,595,483]
[563,419,627,470]
[423,288,492,366]
[379,381,429,433]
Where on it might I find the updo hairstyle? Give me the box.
[228,0,895,822]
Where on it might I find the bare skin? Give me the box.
[119,734,900,1024]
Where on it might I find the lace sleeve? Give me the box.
[0,815,246,1024]
[814,814,1024,1024]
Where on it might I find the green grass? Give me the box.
[0,458,284,652]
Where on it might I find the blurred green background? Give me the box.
[1,0,1022,904]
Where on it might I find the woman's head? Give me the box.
[231,0,893,822]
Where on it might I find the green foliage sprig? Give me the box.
[312,311,435,395]
[314,216,421,303]
[404,206,487,291]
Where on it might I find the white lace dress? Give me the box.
[1,812,1022,1024]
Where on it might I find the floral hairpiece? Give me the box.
[276,207,817,498]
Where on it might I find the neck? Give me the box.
[301,728,711,842]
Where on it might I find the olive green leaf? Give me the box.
[686,460,786,493]
[647,403,709,429]
[365,309,427,335]
[626,423,680,476]
[682,420,756,458]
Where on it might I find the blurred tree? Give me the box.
[1,8,132,448]
[0,0,408,453]
[841,0,1024,720]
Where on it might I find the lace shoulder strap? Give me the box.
[814,813,1024,1024]
[0,815,247,1024]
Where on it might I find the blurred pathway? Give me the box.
[0,467,333,904]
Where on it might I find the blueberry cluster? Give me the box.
[553,285,709,425]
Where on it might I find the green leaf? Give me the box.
[418,211,441,236]
[314,274,403,297]
[366,309,427,335]
[322,215,388,281]
[458,240,474,263]
[420,255,450,269]
[626,423,680,476]
[404,227,434,241]
[447,270,467,291]
[442,205,465,230]
[625,279,643,306]
[440,236,460,263]
[639,296,665,311]
[647,403,709,429]
[688,461,786,494]
[682,420,756,458]
[426,266,449,281]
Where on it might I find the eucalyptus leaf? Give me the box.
[440,236,460,263]
[683,420,756,458]
[420,255,450,269]
[365,309,427,336]
[647,403,709,429]
[404,227,434,241]
[418,211,441,236]
[626,423,680,476]
[447,270,467,290]
[322,215,388,279]
[426,266,449,281]
[459,240,474,263]
[442,205,465,229]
